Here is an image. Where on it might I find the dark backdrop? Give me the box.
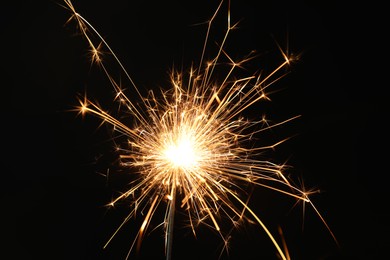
[1,1,387,259]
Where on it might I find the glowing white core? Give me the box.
[164,138,198,168]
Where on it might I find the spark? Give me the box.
[62,0,337,259]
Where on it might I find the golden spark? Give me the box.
[62,0,337,259]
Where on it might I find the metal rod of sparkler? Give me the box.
[166,190,176,260]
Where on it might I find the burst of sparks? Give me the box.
[62,1,337,259]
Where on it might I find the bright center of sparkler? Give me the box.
[164,137,198,168]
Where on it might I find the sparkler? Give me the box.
[62,0,337,259]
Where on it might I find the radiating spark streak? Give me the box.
[197,0,225,77]
[307,198,339,246]
[278,226,291,260]
[139,195,159,240]
[62,0,337,259]
[226,189,287,259]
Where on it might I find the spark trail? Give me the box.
[62,0,337,259]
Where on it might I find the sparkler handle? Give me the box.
[166,192,176,260]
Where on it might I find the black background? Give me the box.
[1,0,388,259]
